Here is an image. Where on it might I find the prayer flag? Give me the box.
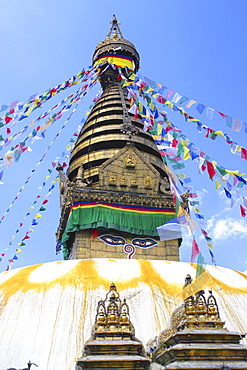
[166,90,174,99]
[232,119,242,132]
[206,161,216,179]
[241,148,247,160]
[215,179,222,190]
[196,103,205,114]
[206,107,214,120]
[218,111,227,119]
[196,253,206,278]
[157,215,192,241]
[240,205,246,217]
[209,250,216,265]
[224,188,232,199]
[191,239,200,263]
[186,100,197,108]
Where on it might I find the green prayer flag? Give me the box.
[216,166,227,176]
[196,253,206,278]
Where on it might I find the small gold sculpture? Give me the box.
[108,173,117,186]
[130,177,138,187]
[125,154,136,167]
[120,175,127,187]
[144,176,152,189]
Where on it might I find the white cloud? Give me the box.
[207,216,247,241]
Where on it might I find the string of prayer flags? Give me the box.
[3,175,60,270]
[0,78,97,217]
[0,66,95,128]
[137,73,246,133]
[0,74,97,170]
[0,91,101,266]
[124,71,247,167]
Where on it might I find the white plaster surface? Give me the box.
[0,259,246,370]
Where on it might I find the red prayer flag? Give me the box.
[23,235,30,240]
[241,148,247,160]
[206,161,216,179]
[191,239,200,263]
[42,199,48,204]
[188,193,197,199]
[217,111,227,118]
[240,205,246,217]
[5,116,12,124]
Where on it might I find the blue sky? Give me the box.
[0,0,247,273]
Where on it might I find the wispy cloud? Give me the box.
[207,215,247,240]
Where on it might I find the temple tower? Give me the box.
[57,16,181,261]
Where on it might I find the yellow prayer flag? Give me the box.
[225,169,245,177]
[183,148,191,161]
[30,206,34,210]
[66,144,71,151]
[207,242,214,249]
[187,118,199,122]
[35,213,42,219]
[215,179,222,190]
[129,73,136,80]
[46,176,50,180]
[16,249,22,253]
[165,101,174,109]
[214,130,225,137]
[157,124,162,136]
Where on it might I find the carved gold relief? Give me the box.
[130,177,138,187]
[125,154,136,168]
[120,175,127,187]
[108,173,117,186]
[143,176,152,189]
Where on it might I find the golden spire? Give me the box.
[106,14,123,40]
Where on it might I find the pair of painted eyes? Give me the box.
[99,234,158,248]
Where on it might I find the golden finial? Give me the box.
[106,15,123,40]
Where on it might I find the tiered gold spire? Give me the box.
[76,284,150,369]
[57,17,180,261]
[152,275,247,369]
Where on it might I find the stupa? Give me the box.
[0,16,247,370]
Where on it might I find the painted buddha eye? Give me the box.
[99,234,126,246]
[132,238,158,249]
